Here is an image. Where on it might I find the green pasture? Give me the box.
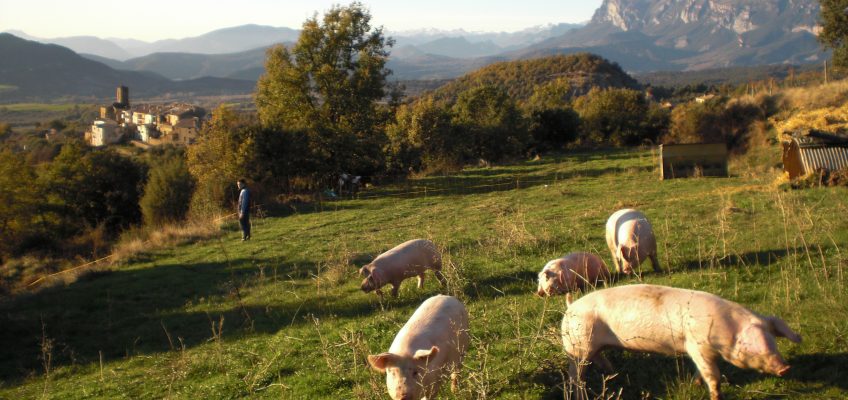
[1,148,845,399]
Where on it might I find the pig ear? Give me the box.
[557,269,568,288]
[767,316,802,343]
[413,346,439,362]
[369,268,384,285]
[620,246,636,261]
[358,266,371,277]
[367,352,398,373]
[736,323,772,356]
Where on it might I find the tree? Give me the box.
[819,0,848,69]
[0,150,38,260]
[140,157,195,226]
[528,108,580,153]
[573,88,656,146]
[385,97,459,173]
[255,2,392,181]
[186,105,254,216]
[38,142,145,236]
[451,86,529,162]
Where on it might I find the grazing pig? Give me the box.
[561,284,801,400]
[605,208,661,274]
[360,239,447,298]
[536,252,610,296]
[368,295,470,400]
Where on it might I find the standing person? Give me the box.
[237,179,251,241]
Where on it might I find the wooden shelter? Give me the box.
[659,143,728,180]
[782,131,848,179]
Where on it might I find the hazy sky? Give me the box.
[0,0,602,42]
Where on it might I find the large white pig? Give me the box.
[360,239,447,298]
[368,295,470,400]
[536,252,610,296]
[561,284,801,400]
[605,208,661,274]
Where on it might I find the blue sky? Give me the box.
[0,0,602,42]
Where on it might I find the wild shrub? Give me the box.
[573,87,664,146]
[140,157,195,226]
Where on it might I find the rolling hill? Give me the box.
[0,33,255,102]
[425,53,640,103]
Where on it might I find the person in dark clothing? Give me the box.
[237,179,251,240]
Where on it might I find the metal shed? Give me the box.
[659,143,728,180]
[782,131,848,179]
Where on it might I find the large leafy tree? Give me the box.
[385,97,458,173]
[0,150,38,259]
[451,86,529,162]
[255,2,393,180]
[819,0,848,68]
[38,142,145,236]
[186,105,254,215]
[573,88,658,146]
[140,157,195,226]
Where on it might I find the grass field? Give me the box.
[0,147,846,399]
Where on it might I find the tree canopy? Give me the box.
[255,2,393,180]
[819,0,848,69]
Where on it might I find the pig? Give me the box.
[368,295,470,400]
[605,208,661,274]
[561,284,801,400]
[360,239,447,298]
[536,252,610,296]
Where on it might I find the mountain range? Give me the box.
[0,0,832,101]
[0,34,254,102]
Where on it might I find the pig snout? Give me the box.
[536,287,547,297]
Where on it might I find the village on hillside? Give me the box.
[85,86,206,147]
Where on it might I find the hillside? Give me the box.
[86,46,274,81]
[0,34,255,102]
[1,148,845,398]
[426,53,640,103]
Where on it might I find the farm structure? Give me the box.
[782,132,848,179]
[658,143,728,179]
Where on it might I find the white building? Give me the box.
[86,119,120,146]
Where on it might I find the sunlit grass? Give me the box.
[0,148,845,399]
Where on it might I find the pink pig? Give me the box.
[360,239,447,298]
[536,252,610,296]
[368,295,470,400]
[605,208,661,274]
[561,284,801,400]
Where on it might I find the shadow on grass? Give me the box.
[679,247,817,271]
[463,269,537,300]
[0,250,430,382]
[787,352,848,391]
[528,350,848,399]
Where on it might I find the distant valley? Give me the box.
[0,0,831,102]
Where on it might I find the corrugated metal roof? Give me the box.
[798,144,848,174]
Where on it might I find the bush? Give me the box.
[573,88,662,146]
[385,97,461,174]
[527,108,580,153]
[140,157,195,226]
[451,86,530,162]
[667,96,770,154]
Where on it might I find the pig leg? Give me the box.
[686,342,723,400]
[591,352,615,375]
[568,356,591,400]
[434,269,448,286]
[650,253,662,273]
[390,284,399,298]
[417,273,425,289]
